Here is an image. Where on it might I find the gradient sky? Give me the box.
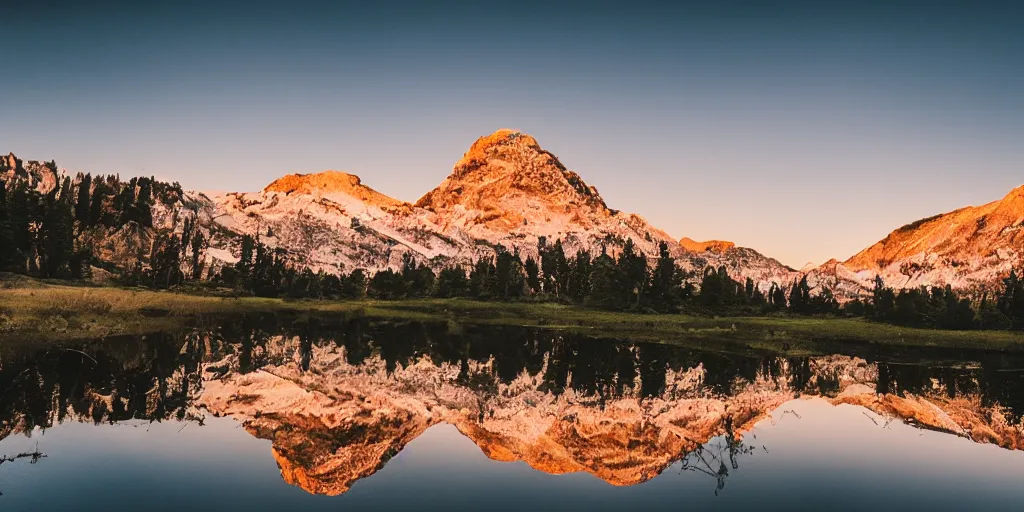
[3,1,1022,267]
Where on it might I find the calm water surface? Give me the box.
[1,319,1022,511]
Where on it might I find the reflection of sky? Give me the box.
[2,399,1023,511]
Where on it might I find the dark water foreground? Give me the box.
[1,318,1023,511]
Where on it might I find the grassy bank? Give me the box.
[2,278,1023,354]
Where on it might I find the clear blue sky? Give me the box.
[3,1,1022,267]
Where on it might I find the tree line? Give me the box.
[841,274,1024,331]
[210,235,840,316]
[211,234,1024,332]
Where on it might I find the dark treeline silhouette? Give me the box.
[214,234,1024,332]
[213,236,836,317]
[840,274,1024,331]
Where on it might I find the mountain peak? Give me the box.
[448,129,558,182]
[464,129,539,155]
[264,170,406,209]
[415,130,608,230]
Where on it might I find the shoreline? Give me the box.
[2,282,1023,355]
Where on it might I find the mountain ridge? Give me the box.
[192,130,796,287]
[5,130,1019,295]
[817,183,1024,295]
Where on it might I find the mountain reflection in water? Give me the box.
[1,319,1023,507]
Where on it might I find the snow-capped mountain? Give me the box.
[808,185,1024,297]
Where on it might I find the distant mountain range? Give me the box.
[4,129,1022,296]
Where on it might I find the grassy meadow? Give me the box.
[2,275,1023,355]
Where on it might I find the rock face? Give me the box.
[809,185,1024,296]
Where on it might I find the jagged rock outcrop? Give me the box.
[1,153,58,193]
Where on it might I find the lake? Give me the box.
[1,317,1023,511]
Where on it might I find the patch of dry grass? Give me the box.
[3,279,1024,354]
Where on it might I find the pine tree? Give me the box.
[149,234,183,288]
[321,272,343,298]
[236,234,256,285]
[136,178,154,228]
[998,269,1024,330]
[494,247,525,298]
[787,276,812,314]
[870,275,896,322]
[615,238,648,310]
[647,242,682,312]
[40,177,75,278]
[89,182,108,226]
[587,250,619,310]
[0,181,15,270]
[342,269,367,298]
[75,173,92,224]
[435,266,469,298]
[540,239,568,296]
[699,266,739,310]
[368,268,405,299]
[767,283,787,310]
[468,256,496,299]
[566,250,592,302]
[400,253,434,297]
[978,292,1010,329]
[524,256,540,295]
[189,230,206,280]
